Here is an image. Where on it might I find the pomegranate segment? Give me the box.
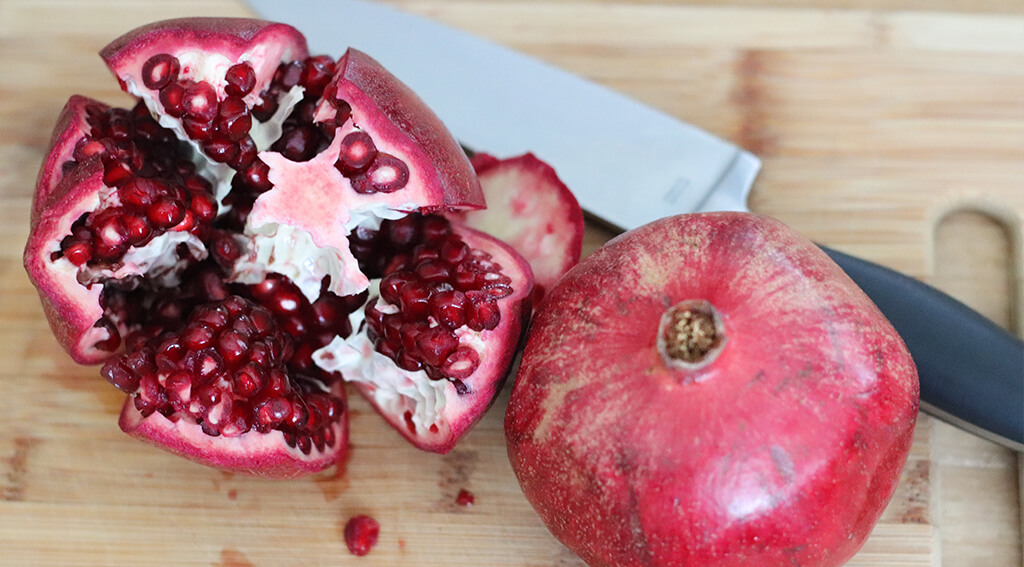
[25,18,533,476]
[24,95,214,364]
[315,215,533,453]
[103,295,348,477]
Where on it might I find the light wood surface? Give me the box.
[1,0,1021,565]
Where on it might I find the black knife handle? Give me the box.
[820,246,1024,452]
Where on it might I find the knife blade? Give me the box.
[244,0,1024,452]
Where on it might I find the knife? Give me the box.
[244,0,1024,452]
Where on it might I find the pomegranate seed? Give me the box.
[421,216,452,243]
[251,91,279,122]
[466,292,500,331]
[224,62,256,96]
[398,280,431,321]
[107,115,134,141]
[216,96,252,141]
[442,346,480,379]
[148,197,186,229]
[456,488,475,507]
[430,289,468,329]
[118,177,159,208]
[141,53,180,90]
[182,81,219,122]
[380,271,415,305]
[272,125,321,162]
[229,135,257,170]
[190,192,218,224]
[102,160,134,187]
[255,396,292,430]
[276,60,304,89]
[416,326,459,367]
[344,515,380,557]
[334,131,377,175]
[61,241,92,266]
[93,317,122,352]
[182,116,215,142]
[351,153,409,194]
[301,54,335,97]
[122,211,152,245]
[440,237,469,265]
[102,359,140,392]
[416,260,450,283]
[204,138,239,163]
[159,82,187,117]
[73,137,112,161]
[242,158,273,192]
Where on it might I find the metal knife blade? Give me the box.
[244,0,1024,452]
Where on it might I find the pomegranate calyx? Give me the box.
[657,299,726,372]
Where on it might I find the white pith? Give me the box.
[313,280,463,435]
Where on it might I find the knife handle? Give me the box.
[821,246,1024,452]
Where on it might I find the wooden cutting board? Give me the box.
[0,0,1020,565]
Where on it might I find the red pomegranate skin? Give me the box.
[505,212,919,567]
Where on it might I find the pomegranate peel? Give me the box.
[506,212,919,567]
[449,152,584,304]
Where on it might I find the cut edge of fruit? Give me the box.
[118,395,347,479]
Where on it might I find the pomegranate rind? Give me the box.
[506,212,919,567]
[450,152,584,303]
[322,49,484,212]
[100,17,309,108]
[118,381,348,479]
[351,224,533,454]
[24,96,115,364]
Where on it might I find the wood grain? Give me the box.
[0,0,1020,565]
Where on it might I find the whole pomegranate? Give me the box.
[24,18,536,477]
[505,213,919,566]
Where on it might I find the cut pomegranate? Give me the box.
[24,18,533,477]
[448,152,584,304]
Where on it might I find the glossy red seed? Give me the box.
[398,280,431,321]
[430,289,468,329]
[301,54,335,97]
[456,489,475,507]
[276,60,304,89]
[62,241,92,266]
[242,158,273,193]
[416,326,459,367]
[204,139,239,163]
[159,82,187,117]
[182,116,215,142]
[182,81,218,122]
[229,135,258,170]
[148,198,186,229]
[102,160,134,187]
[272,125,321,162]
[466,292,500,331]
[351,153,409,194]
[224,62,257,96]
[344,516,380,557]
[442,346,480,379]
[142,53,180,90]
[380,271,415,305]
[334,131,377,175]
